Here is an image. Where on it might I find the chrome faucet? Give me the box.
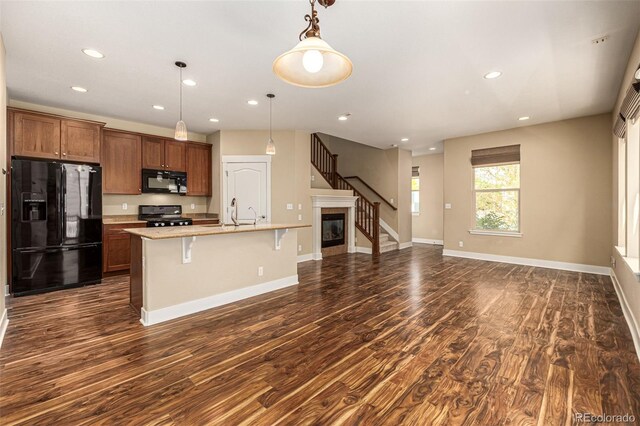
[248,206,258,225]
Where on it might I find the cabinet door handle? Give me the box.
[62,152,67,156]
[55,151,59,155]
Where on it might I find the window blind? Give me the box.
[620,82,640,121]
[614,113,627,139]
[470,144,520,167]
[412,166,419,177]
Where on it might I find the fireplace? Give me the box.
[321,213,345,248]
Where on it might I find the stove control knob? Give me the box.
[160,223,165,227]
[154,223,160,227]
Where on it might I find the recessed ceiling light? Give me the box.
[71,86,87,93]
[153,105,165,110]
[209,118,219,123]
[247,100,259,106]
[484,71,502,79]
[82,48,104,59]
[338,113,351,121]
[635,67,640,80]
[182,79,196,87]
[401,138,409,142]
[429,147,437,151]
[518,116,530,121]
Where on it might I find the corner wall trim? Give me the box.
[442,249,610,275]
[412,238,444,246]
[0,309,8,349]
[610,269,640,362]
[297,254,313,263]
[399,242,413,250]
[141,274,299,326]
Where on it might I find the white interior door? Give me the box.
[224,161,269,224]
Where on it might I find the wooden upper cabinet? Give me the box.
[186,142,212,196]
[102,130,142,194]
[142,136,164,170]
[61,120,101,163]
[142,137,186,172]
[13,111,61,159]
[164,140,186,172]
[10,109,104,163]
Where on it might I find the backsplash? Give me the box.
[103,194,210,216]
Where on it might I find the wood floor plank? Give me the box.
[1,245,638,425]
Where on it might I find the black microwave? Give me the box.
[142,169,188,195]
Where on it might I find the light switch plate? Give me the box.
[298,214,302,221]
[445,203,452,209]
[298,204,302,210]
[190,203,195,210]
[122,203,128,210]
[287,203,294,210]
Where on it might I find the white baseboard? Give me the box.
[141,274,299,326]
[442,249,610,275]
[0,309,8,349]
[399,242,413,250]
[412,238,444,246]
[297,253,313,263]
[356,246,372,254]
[610,269,640,362]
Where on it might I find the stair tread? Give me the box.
[380,240,398,247]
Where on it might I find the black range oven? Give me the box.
[142,169,187,195]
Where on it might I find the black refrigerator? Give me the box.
[11,159,103,296]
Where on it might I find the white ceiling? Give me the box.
[1,1,639,155]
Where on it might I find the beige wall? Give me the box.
[317,133,412,244]
[211,130,313,256]
[611,29,640,330]
[143,230,298,312]
[0,34,7,332]
[444,113,612,267]
[8,100,211,216]
[412,154,444,242]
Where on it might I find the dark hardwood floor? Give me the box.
[1,245,639,425]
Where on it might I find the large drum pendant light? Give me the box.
[174,61,188,141]
[273,0,352,88]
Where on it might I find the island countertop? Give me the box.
[124,223,310,240]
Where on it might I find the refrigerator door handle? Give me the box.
[61,165,67,242]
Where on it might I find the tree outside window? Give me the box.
[474,163,520,232]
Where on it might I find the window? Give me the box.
[626,118,640,259]
[473,164,520,232]
[411,166,420,214]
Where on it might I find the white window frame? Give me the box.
[617,114,640,278]
[470,163,522,237]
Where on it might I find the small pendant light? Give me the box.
[174,61,188,141]
[266,94,276,155]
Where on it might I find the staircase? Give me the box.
[311,133,398,256]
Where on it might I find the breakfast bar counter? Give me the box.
[125,223,310,325]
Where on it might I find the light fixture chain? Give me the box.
[179,66,183,121]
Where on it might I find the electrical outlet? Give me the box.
[390,198,394,204]
[311,175,315,181]
[258,266,264,276]
[459,241,464,248]
[298,204,302,210]
[298,245,302,252]
[298,214,302,221]
[190,203,195,210]
[287,203,294,210]
[122,203,128,210]
[445,203,452,209]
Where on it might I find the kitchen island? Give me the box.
[125,223,309,325]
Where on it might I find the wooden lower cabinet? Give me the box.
[103,223,145,274]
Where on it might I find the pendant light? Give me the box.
[266,94,276,155]
[174,61,188,141]
[273,0,352,88]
